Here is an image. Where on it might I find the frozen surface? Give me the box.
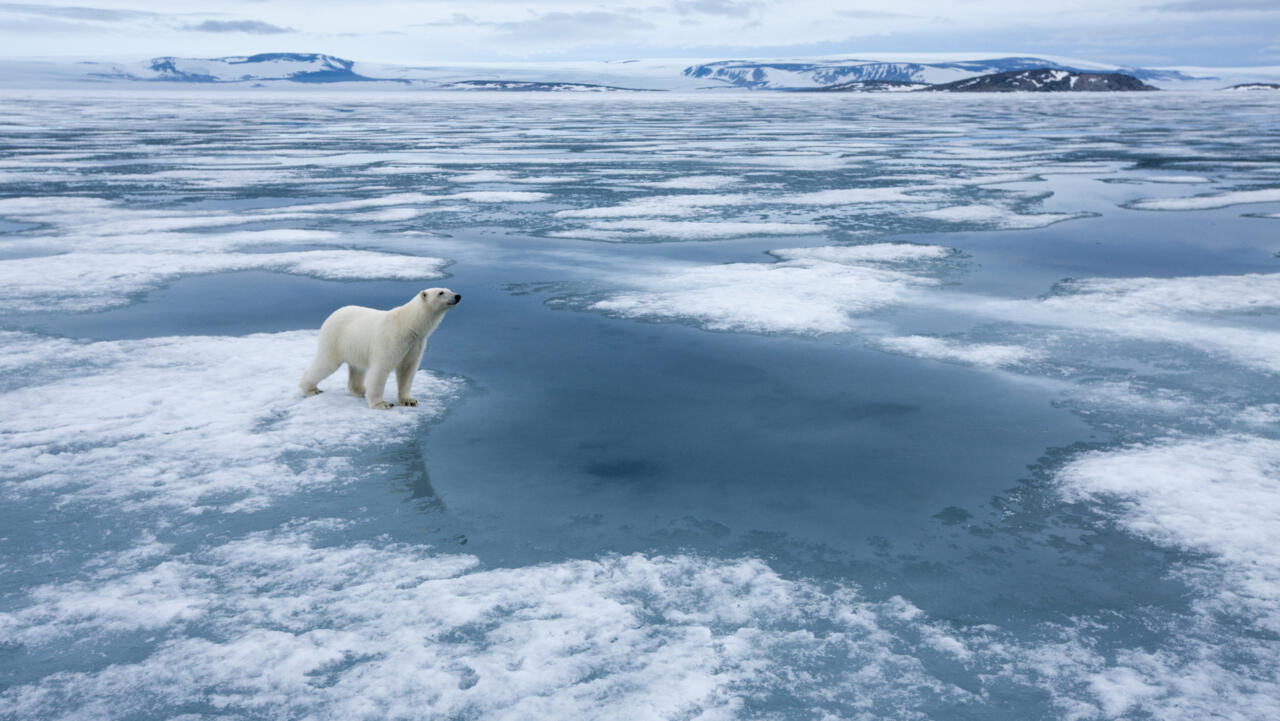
[3,91,1280,721]
[877,335,1044,368]
[1060,436,1280,631]
[0,331,462,513]
[1129,187,1280,211]
[582,243,953,333]
[918,203,1086,228]
[0,251,448,311]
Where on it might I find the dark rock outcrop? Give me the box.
[1222,83,1280,91]
[929,68,1158,92]
[807,80,931,93]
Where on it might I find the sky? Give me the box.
[1,1,1278,67]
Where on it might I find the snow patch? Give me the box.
[550,220,828,241]
[442,191,550,203]
[0,251,448,312]
[1130,187,1280,211]
[556,187,916,219]
[0,525,981,720]
[0,331,462,513]
[585,243,950,334]
[637,175,743,190]
[878,336,1043,368]
[1059,436,1280,633]
[919,204,1084,229]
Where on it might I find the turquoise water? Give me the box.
[2,92,1279,720]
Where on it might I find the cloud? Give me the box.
[671,0,762,18]
[1153,0,1280,10]
[182,19,295,34]
[437,10,655,43]
[836,10,922,20]
[417,13,485,28]
[0,2,154,21]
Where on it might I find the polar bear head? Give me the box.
[418,287,461,312]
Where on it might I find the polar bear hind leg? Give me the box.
[347,366,366,397]
[299,351,342,397]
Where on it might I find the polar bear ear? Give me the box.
[420,290,429,299]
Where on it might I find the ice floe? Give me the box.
[556,187,919,220]
[0,192,454,311]
[877,336,1044,368]
[637,175,743,190]
[1059,436,1280,632]
[1042,273,1280,316]
[918,204,1086,229]
[585,243,952,334]
[0,251,448,312]
[1129,187,1280,211]
[1022,274,1280,373]
[549,220,828,241]
[0,331,462,513]
[441,191,550,203]
[571,240,1280,378]
[451,171,578,184]
[0,525,984,720]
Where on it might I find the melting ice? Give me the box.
[2,91,1280,720]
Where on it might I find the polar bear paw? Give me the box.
[302,387,323,397]
[398,397,419,407]
[370,400,393,410]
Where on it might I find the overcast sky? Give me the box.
[2,1,1278,67]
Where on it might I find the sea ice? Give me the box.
[919,204,1085,229]
[1058,435,1280,632]
[0,251,448,312]
[0,524,986,721]
[586,243,951,334]
[0,331,462,513]
[549,220,828,241]
[1129,187,1280,211]
[877,336,1043,368]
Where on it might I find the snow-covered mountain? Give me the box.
[688,56,1073,89]
[680,55,1206,89]
[0,52,1276,91]
[78,53,402,85]
[438,80,643,92]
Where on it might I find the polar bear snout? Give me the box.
[419,288,461,309]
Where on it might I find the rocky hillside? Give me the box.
[929,68,1157,92]
[809,80,931,93]
[1223,83,1280,91]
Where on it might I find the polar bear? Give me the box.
[300,288,461,409]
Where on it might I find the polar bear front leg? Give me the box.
[364,366,393,410]
[395,339,427,407]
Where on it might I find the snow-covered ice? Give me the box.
[4,90,1280,721]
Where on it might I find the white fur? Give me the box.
[299,288,460,409]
